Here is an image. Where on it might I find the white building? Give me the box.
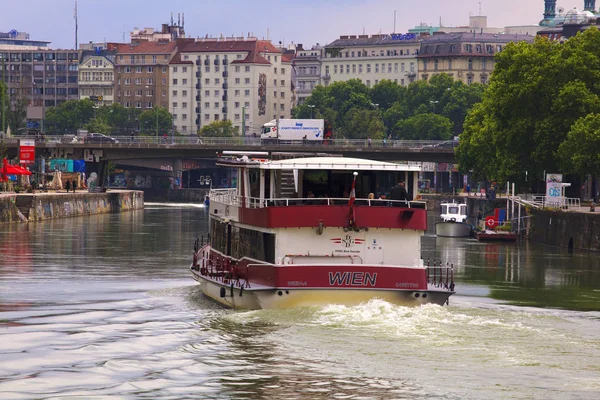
[78,54,115,107]
[169,37,293,136]
[321,33,420,89]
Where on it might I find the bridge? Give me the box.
[3,136,457,165]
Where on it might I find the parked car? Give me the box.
[83,133,119,144]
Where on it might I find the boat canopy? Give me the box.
[217,156,421,172]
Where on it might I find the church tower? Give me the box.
[540,0,557,26]
[584,1,596,12]
[544,0,557,19]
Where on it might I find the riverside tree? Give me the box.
[456,27,600,187]
[293,76,483,140]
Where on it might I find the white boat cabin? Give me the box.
[440,202,467,223]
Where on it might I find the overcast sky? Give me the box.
[0,0,588,49]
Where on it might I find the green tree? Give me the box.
[199,120,238,137]
[0,81,7,133]
[85,117,112,135]
[393,113,453,140]
[558,114,600,177]
[138,107,173,136]
[457,28,600,186]
[370,79,403,110]
[341,108,385,139]
[44,98,96,134]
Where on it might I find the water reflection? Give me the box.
[423,236,600,310]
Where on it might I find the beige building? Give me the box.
[78,54,115,107]
[169,37,293,135]
[417,32,534,85]
[110,41,177,111]
[322,34,420,88]
[292,45,324,105]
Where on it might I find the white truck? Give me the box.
[261,119,326,143]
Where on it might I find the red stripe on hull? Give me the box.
[239,205,427,230]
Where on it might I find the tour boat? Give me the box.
[435,201,472,238]
[190,155,455,309]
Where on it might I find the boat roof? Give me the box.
[217,156,421,172]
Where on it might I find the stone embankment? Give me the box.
[527,209,600,252]
[0,190,144,223]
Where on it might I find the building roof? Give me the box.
[175,38,282,65]
[169,52,193,65]
[420,32,535,44]
[326,33,419,48]
[108,41,177,54]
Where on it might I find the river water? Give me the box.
[1,205,600,399]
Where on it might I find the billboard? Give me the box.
[19,139,35,165]
[546,173,563,207]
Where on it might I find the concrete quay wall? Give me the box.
[0,191,144,223]
[527,209,600,252]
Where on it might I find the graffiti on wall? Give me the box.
[258,73,266,116]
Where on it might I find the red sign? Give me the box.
[485,216,497,229]
[19,139,35,165]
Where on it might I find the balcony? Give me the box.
[222,71,228,78]
[195,107,200,113]
[195,95,201,101]
[214,59,219,65]
[222,107,228,113]
[204,59,209,66]
[196,59,201,66]
[195,118,200,125]
[222,59,228,65]
[195,83,201,89]
[196,71,201,78]
[405,71,416,77]
[222,94,228,101]
[222,82,228,89]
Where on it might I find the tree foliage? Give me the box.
[393,113,453,140]
[558,114,600,177]
[137,107,173,135]
[457,27,600,186]
[293,76,483,140]
[198,120,239,137]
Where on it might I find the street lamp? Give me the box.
[307,104,315,119]
[430,100,439,113]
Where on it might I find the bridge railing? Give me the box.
[1,135,457,150]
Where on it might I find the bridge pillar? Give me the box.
[173,159,183,188]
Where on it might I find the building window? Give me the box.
[205,90,210,96]
[423,60,428,71]
[235,114,240,120]
[205,114,210,120]
[334,65,338,74]
[366,64,371,73]
[235,90,240,96]
[245,66,250,72]
[215,90,220,97]
[147,66,153,73]
[244,90,250,96]
[182,102,188,109]
[215,78,220,84]
[235,66,240,72]
[205,102,210,108]
[182,79,187,85]
[434,60,438,71]
[205,67,210,73]
[448,59,453,70]
[482,59,487,70]
[467,76,473,85]
[172,102,178,108]
[245,78,250,84]
[182,90,187,96]
[235,102,240,108]
[375,64,379,73]
[183,67,187,73]
[366,80,371,87]
[468,59,473,70]
[173,79,178,85]
[235,78,240,84]
[172,90,178,97]
[125,66,131,73]
[136,66,142,73]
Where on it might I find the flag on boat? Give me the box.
[348,172,358,229]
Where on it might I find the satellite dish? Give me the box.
[557,7,565,14]
[9,29,18,38]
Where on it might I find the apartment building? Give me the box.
[170,37,293,135]
[417,32,534,85]
[111,41,177,111]
[0,31,81,131]
[292,45,323,105]
[322,33,420,89]
[78,48,115,107]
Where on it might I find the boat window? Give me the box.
[249,169,260,198]
[460,205,467,215]
[441,205,448,214]
[448,206,459,214]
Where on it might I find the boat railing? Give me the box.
[425,259,455,292]
[248,196,427,209]
[514,195,581,211]
[210,188,241,207]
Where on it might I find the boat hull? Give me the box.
[191,268,453,309]
[475,232,517,242]
[435,222,472,237]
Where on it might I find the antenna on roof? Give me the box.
[182,13,185,29]
[394,10,397,33]
[171,12,174,26]
[479,1,482,16]
[74,0,78,50]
